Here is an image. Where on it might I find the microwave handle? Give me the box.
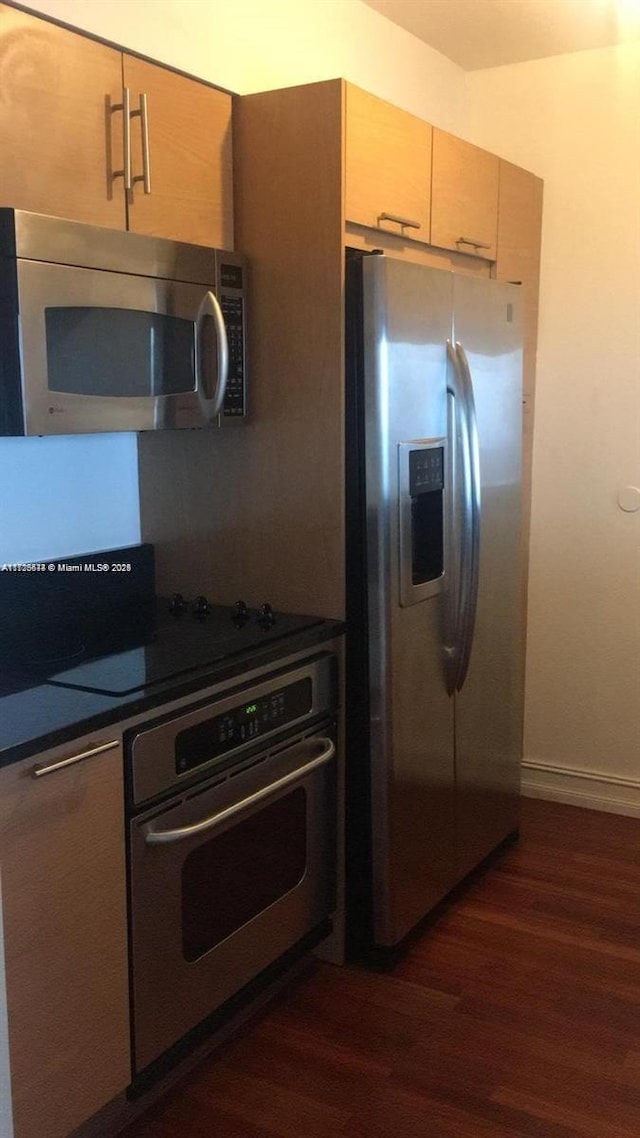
[196,290,229,419]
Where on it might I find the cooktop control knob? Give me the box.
[257,602,275,628]
[192,595,211,617]
[169,593,187,615]
[233,599,250,624]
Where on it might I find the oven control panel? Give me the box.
[128,653,337,807]
[175,677,312,775]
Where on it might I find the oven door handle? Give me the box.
[144,737,335,846]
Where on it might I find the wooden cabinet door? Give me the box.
[345,83,432,242]
[123,55,233,248]
[0,4,125,228]
[430,129,499,260]
[495,159,543,397]
[0,738,130,1138]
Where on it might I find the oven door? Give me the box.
[15,258,227,434]
[128,723,336,1075]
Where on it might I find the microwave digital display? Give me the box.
[219,263,243,290]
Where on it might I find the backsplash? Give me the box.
[0,435,140,564]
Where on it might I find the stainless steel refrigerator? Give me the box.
[345,251,524,956]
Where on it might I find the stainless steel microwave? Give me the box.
[0,209,247,435]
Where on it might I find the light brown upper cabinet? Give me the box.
[0,4,124,228]
[495,160,543,287]
[0,737,130,1138]
[430,129,499,260]
[122,55,233,247]
[0,4,233,247]
[345,84,432,243]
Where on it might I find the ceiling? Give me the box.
[361,0,640,70]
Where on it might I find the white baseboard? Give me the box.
[521,760,640,818]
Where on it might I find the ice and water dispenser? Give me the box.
[398,440,445,607]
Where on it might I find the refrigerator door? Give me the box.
[362,255,456,946]
[452,274,523,879]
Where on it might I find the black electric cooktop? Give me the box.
[46,600,323,696]
[0,544,324,698]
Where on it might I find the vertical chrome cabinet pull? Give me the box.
[131,93,152,195]
[111,87,132,191]
[32,739,120,779]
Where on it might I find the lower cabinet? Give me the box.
[0,737,130,1138]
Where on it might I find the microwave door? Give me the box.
[14,259,210,435]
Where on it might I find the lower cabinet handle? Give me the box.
[32,739,119,779]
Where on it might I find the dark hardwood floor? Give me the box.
[122,798,640,1137]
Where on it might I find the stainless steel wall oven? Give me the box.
[126,653,337,1082]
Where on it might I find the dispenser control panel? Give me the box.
[398,440,446,607]
[409,447,444,495]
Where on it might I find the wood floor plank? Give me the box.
[122,799,640,1138]
[188,1067,351,1138]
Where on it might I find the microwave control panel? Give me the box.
[218,258,246,420]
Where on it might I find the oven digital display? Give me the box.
[175,678,313,775]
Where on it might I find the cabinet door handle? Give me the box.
[32,740,119,779]
[131,93,152,195]
[112,87,132,191]
[457,236,491,250]
[378,212,421,231]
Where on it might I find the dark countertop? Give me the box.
[0,619,345,770]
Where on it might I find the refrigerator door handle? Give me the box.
[445,340,470,695]
[454,341,482,691]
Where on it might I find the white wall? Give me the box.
[21,0,468,128]
[468,45,640,814]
